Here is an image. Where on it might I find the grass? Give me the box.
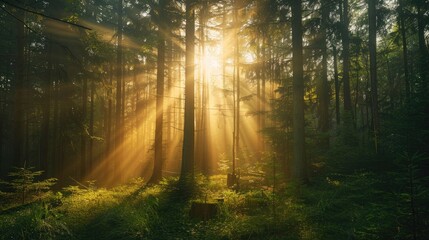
[1,157,428,240]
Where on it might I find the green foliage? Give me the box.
[6,166,57,205]
[1,166,428,240]
[0,202,71,240]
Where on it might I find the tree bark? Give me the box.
[151,0,167,183]
[319,0,330,147]
[369,0,379,152]
[89,78,95,173]
[40,39,52,176]
[399,0,410,103]
[81,76,88,179]
[13,7,25,168]
[417,4,429,94]
[180,0,196,184]
[333,46,341,125]
[291,0,307,182]
[341,0,352,113]
[115,0,123,180]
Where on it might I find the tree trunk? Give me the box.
[13,7,25,168]
[199,0,210,175]
[81,76,88,179]
[233,0,240,175]
[319,1,330,147]
[180,0,195,184]
[399,0,410,103]
[151,0,167,183]
[40,40,52,176]
[291,0,307,182]
[369,0,379,153]
[106,64,113,160]
[115,0,123,180]
[333,46,340,125]
[417,4,429,95]
[89,78,95,173]
[341,0,352,113]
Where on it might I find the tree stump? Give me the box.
[189,202,218,221]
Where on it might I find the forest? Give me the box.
[0,0,428,239]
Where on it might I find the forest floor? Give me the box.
[1,147,428,239]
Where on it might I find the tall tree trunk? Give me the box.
[40,40,52,176]
[167,38,173,143]
[13,8,25,168]
[417,4,429,95]
[233,0,240,175]
[199,0,210,175]
[151,0,167,183]
[115,0,123,180]
[399,0,410,103]
[89,78,95,173]
[261,34,266,152]
[341,0,352,113]
[81,76,88,179]
[319,1,330,147]
[369,0,379,153]
[106,64,113,160]
[340,0,355,145]
[333,46,340,125]
[291,0,307,182]
[52,73,60,178]
[256,36,262,157]
[180,0,195,184]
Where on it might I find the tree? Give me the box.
[341,0,352,115]
[340,0,355,145]
[115,0,123,180]
[369,0,379,152]
[150,0,168,184]
[291,0,307,182]
[398,0,410,103]
[318,0,331,147]
[180,0,196,185]
[13,4,25,168]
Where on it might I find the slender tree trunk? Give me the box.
[199,1,210,175]
[417,4,429,95]
[341,0,352,113]
[340,0,355,145]
[151,0,167,183]
[333,46,340,125]
[319,1,330,147]
[256,37,262,156]
[233,0,240,175]
[106,64,113,159]
[41,40,52,176]
[167,38,173,143]
[291,0,307,182]
[13,8,25,168]
[115,0,123,180]
[369,0,379,153]
[399,0,410,103]
[81,76,88,179]
[52,74,60,178]
[222,3,227,89]
[261,35,266,152]
[89,78,95,173]
[180,0,195,184]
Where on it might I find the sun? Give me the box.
[199,44,222,85]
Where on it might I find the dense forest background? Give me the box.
[0,0,429,239]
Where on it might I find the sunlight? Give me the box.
[243,52,255,63]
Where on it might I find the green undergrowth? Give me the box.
[1,156,428,240]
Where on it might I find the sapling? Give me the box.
[8,165,57,204]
